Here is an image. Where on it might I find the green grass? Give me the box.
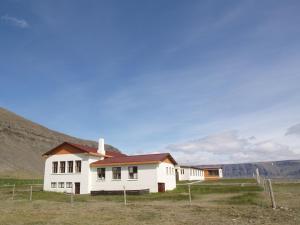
[223,192,263,206]
[0,178,263,204]
[0,178,43,186]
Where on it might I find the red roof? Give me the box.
[90,153,177,166]
[42,142,126,157]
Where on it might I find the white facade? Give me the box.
[177,166,205,181]
[90,162,176,193]
[43,142,177,194]
[43,153,100,194]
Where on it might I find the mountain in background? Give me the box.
[0,107,120,178]
[1,107,300,179]
[198,160,300,178]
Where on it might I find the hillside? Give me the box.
[0,107,120,178]
[198,160,300,178]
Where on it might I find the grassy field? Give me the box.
[0,178,299,225]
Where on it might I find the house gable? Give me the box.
[43,143,86,156]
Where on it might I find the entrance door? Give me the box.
[75,182,80,194]
[158,183,165,192]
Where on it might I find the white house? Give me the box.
[177,166,205,181]
[43,139,177,194]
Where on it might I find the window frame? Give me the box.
[97,168,106,180]
[112,167,121,180]
[75,160,81,173]
[128,166,138,180]
[52,161,58,174]
[66,182,72,188]
[58,182,65,188]
[60,161,66,173]
[51,182,57,188]
[67,161,73,173]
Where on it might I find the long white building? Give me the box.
[43,139,177,194]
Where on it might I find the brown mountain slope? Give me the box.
[0,107,120,178]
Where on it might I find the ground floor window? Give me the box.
[97,168,106,180]
[66,182,72,188]
[112,167,121,180]
[51,182,57,188]
[58,182,64,188]
[128,166,138,179]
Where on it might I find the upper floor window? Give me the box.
[75,160,81,173]
[60,161,66,173]
[112,167,121,180]
[97,168,106,180]
[52,162,58,173]
[128,166,138,179]
[68,161,73,173]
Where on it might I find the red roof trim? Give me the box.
[90,153,177,166]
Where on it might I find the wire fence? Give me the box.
[0,178,299,209]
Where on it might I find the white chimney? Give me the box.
[97,138,105,156]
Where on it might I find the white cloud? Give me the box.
[164,131,300,165]
[1,15,29,28]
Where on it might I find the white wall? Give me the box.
[178,167,204,181]
[157,162,176,191]
[90,162,176,193]
[43,153,99,194]
[90,164,159,192]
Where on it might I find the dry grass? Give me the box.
[0,179,299,225]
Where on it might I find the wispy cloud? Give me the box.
[164,130,300,165]
[1,15,29,28]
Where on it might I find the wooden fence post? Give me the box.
[123,185,127,206]
[267,179,276,209]
[29,186,32,201]
[12,184,15,200]
[188,184,191,205]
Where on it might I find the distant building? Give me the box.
[176,165,223,181]
[197,166,223,180]
[176,166,205,181]
[43,138,177,194]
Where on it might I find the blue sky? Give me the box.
[1,0,300,164]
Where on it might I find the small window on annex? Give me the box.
[112,167,121,180]
[128,166,138,179]
[51,182,57,188]
[97,168,106,180]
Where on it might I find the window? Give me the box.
[75,160,81,173]
[112,167,121,180]
[208,170,219,176]
[97,168,106,180]
[51,182,57,188]
[66,182,72,188]
[58,182,64,188]
[172,168,174,175]
[166,167,168,175]
[60,161,66,173]
[128,166,138,179]
[68,161,73,173]
[52,162,58,173]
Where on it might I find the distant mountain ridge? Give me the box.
[198,160,300,178]
[0,107,120,178]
